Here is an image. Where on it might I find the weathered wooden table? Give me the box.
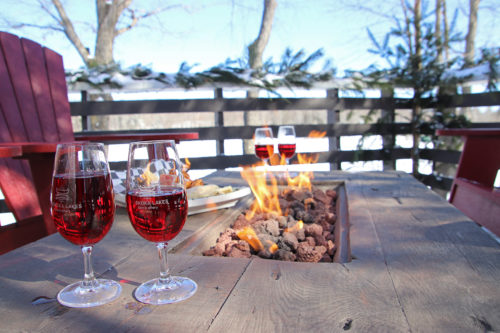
[1,171,499,332]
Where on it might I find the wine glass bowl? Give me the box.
[278,125,296,164]
[50,142,121,308]
[126,140,197,305]
[254,127,275,164]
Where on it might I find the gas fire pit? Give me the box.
[203,183,340,262]
[172,180,350,263]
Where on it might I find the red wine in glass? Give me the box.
[254,127,274,165]
[51,142,121,308]
[277,126,296,166]
[52,173,115,246]
[126,187,188,243]
[255,144,274,160]
[278,143,296,159]
[126,140,197,305]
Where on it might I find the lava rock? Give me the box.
[296,243,327,263]
[226,240,252,258]
[282,232,299,251]
[327,240,336,256]
[313,188,331,205]
[326,212,336,224]
[304,223,323,237]
[274,249,296,261]
[233,215,251,230]
[319,253,333,262]
[304,236,316,246]
[253,219,280,237]
[326,189,337,199]
[313,233,328,247]
[277,215,288,229]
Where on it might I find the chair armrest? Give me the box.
[75,132,199,143]
[0,145,22,158]
[0,142,61,235]
[2,142,58,155]
[436,128,500,137]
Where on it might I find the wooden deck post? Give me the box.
[80,90,91,132]
[214,88,225,157]
[381,87,395,170]
[327,88,341,170]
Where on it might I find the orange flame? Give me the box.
[284,220,303,233]
[184,157,191,170]
[138,162,159,186]
[240,165,282,220]
[240,130,326,219]
[237,130,326,250]
[237,227,263,251]
[265,240,279,254]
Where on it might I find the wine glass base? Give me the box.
[57,279,122,308]
[134,276,197,305]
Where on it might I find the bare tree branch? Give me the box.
[400,0,414,55]
[51,0,91,65]
[115,5,186,36]
[10,22,64,32]
[36,0,61,25]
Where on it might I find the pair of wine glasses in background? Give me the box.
[254,125,296,165]
[51,140,196,308]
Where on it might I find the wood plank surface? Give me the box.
[0,171,499,332]
[348,172,500,332]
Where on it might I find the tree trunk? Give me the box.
[248,0,277,69]
[465,0,480,67]
[400,0,413,54]
[95,0,130,66]
[435,0,443,63]
[442,0,450,61]
[411,0,422,177]
[246,0,277,98]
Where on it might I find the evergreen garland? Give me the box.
[66,48,335,94]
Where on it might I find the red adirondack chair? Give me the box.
[0,31,198,254]
[436,128,500,237]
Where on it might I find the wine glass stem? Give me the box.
[82,245,98,289]
[157,242,171,285]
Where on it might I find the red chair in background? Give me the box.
[436,128,500,237]
[0,31,197,254]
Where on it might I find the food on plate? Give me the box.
[187,184,234,199]
[186,177,204,189]
[182,159,205,188]
[182,158,234,199]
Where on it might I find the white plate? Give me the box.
[188,186,251,215]
[114,187,252,215]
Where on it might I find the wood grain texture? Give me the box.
[208,258,409,332]
[0,171,499,332]
[352,172,500,332]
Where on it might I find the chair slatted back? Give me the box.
[0,31,74,225]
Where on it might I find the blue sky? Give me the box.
[1,0,498,76]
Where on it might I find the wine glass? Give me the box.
[278,125,296,165]
[50,142,121,308]
[254,127,274,165]
[126,140,197,305]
